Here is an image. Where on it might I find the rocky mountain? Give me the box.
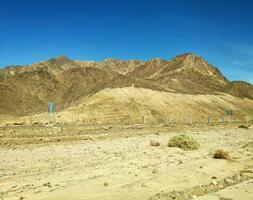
[1,53,252,117]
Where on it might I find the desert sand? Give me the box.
[1,124,253,200]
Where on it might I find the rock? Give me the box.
[212,176,217,179]
[34,189,41,194]
[43,182,51,187]
[150,140,160,147]
[12,184,17,188]
[104,182,109,186]
[211,180,218,186]
[224,178,234,185]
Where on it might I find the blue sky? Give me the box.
[0,0,253,83]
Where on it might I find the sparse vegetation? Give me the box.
[150,140,160,147]
[238,124,249,129]
[13,122,24,125]
[168,134,200,150]
[213,149,230,160]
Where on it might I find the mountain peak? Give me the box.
[171,53,200,62]
[58,55,69,59]
[47,55,73,65]
[55,55,71,61]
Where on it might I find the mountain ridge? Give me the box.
[1,53,252,117]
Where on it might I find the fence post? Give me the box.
[141,116,145,124]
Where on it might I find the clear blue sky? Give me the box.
[0,0,253,83]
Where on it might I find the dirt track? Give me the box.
[0,124,253,200]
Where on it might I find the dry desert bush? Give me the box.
[168,134,200,150]
[213,149,230,160]
[238,124,249,129]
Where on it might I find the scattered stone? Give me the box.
[152,168,158,174]
[224,178,234,184]
[43,182,51,187]
[211,180,218,186]
[34,189,41,194]
[104,182,109,186]
[150,140,160,147]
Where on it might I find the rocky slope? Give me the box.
[0,53,253,117]
[23,87,252,125]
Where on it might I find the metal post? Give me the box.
[141,116,145,124]
[47,102,55,125]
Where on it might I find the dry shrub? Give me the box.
[13,122,24,125]
[168,134,200,150]
[238,124,249,129]
[213,149,230,160]
[150,140,160,147]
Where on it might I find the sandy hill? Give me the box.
[0,53,253,118]
[23,87,253,125]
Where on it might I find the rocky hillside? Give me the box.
[1,53,253,116]
[19,87,253,125]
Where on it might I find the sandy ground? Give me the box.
[0,124,253,200]
[196,179,253,200]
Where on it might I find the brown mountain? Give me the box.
[0,53,252,117]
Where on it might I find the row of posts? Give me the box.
[140,115,249,124]
[47,103,249,125]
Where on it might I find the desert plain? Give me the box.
[0,123,253,200]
